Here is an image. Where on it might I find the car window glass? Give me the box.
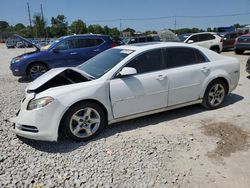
[138,37,146,43]
[199,34,215,42]
[166,47,203,68]
[76,38,98,48]
[230,33,237,39]
[194,49,208,63]
[96,38,104,45]
[125,49,164,74]
[189,35,198,42]
[56,39,75,50]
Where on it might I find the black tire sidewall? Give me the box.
[202,80,227,109]
[28,63,48,80]
[62,101,106,142]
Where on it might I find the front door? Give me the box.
[110,48,169,118]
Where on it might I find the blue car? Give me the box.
[10,34,116,80]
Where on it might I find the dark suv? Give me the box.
[10,34,116,80]
[218,32,238,50]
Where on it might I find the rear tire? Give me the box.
[62,101,106,142]
[202,79,227,110]
[235,49,244,55]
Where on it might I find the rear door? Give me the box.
[164,47,211,106]
[196,34,215,49]
[74,37,107,65]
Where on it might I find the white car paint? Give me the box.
[183,32,223,52]
[11,42,240,141]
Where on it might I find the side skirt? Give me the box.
[108,99,202,124]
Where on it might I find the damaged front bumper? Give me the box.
[10,93,67,141]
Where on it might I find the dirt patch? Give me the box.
[202,122,249,158]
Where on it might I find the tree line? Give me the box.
[0,14,156,39]
[0,13,246,39]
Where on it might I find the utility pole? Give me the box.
[119,18,122,37]
[174,16,177,34]
[40,4,44,21]
[40,3,47,38]
[27,2,33,37]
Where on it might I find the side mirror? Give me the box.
[223,38,227,40]
[118,67,137,77]
[187,40,194,44]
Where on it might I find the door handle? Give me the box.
[156,75,166,81]
[70,52,78,55]
[201,67,209,73]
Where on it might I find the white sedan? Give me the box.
[11,42,240,141]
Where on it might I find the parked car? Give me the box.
[218,32,238,50]
[246,56,250,74]
[234,33,250,54]
[178,32,223,53]
[16,41,26,48]
[10,34,116,80]
[11,42,240,142]
[124,35,160,44]
[6,39,17,48]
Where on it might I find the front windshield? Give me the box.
[78,48,134,79]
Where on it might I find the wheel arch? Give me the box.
[25,61,49,76]
[210,45,220,53]
[57,99,109,138]
[201,76,229,99]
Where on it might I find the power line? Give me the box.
[85,12,250,23]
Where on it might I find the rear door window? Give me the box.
[165,47,207,68]
[199,34,215,42]
[75,38,99,48]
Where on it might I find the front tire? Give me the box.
[27,62,48,80]
[62,101,106,142]
[202,80,227,109]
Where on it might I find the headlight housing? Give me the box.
[11,57,23,64]
[27,96,54,110]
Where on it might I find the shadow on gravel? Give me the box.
[18,77,31,83]
[19,137,89,153]
[20,93,243,153]
[247,75,250,80]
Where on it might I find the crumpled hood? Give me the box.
[26,67,89,92]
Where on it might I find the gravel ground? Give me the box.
[0,44,250,188]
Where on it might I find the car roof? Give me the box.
[63,34,110,39]
[115,42,198,51]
